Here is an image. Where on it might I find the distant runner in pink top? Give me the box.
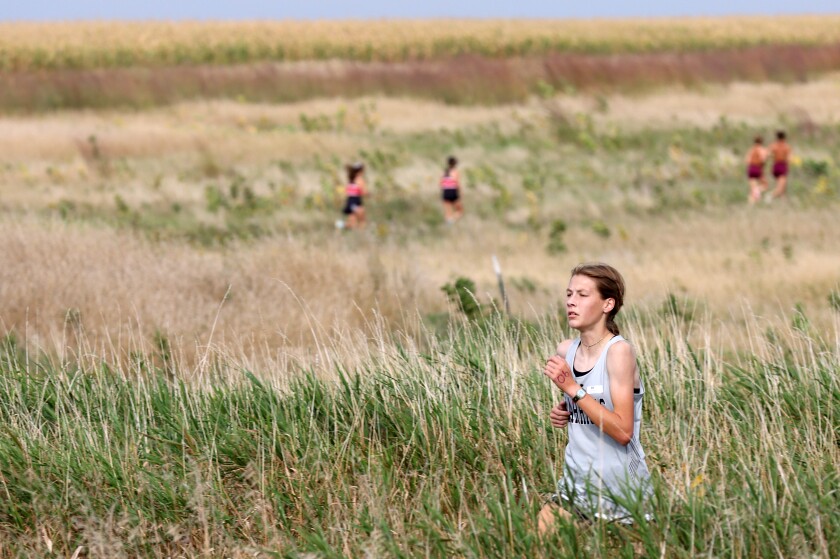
[769,130,792,200]
[342,162,366,229]
[745,136,768,204]
[440,156,464,224]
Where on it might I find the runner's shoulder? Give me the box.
[606,338,636,365]
[556,339,575,358]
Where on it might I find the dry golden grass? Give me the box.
[552,74,840,129]
[1,201,837,368]
[3,17,840,71]
[1,79,838,366]
[2,76,839,166]
[0,219,431,365]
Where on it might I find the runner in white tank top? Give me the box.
[557,335,652,521]
[538,263,653,534]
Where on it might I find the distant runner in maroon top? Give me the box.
[745,136,768,204]
[440,156,464,224]
[769,130,792,200]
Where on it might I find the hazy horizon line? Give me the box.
[4,12,840,23]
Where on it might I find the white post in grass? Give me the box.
[492,254,510,315]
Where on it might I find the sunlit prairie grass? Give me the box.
[1,81,839,365]
[2,16,840,71]
[0,65,838,555]
[1,199,839,372]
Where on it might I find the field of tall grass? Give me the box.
[1,310,837,556]
[0,57,839,555]
[2,79,839,360]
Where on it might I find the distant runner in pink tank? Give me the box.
[342,162,366,230]
[745,136,768,204]
[769,130,792,200]
[440,156,464,224]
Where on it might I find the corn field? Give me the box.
[2,16,840,71]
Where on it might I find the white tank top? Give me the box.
[558,335,652,521]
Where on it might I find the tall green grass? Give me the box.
[0,312,837,557]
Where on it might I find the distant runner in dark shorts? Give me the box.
[440,156,463,224]
[341,162,366,229]
[745,136,768,204]
[769,130,792,199]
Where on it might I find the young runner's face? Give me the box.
[566,274,612,331]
